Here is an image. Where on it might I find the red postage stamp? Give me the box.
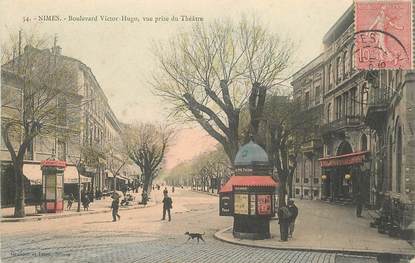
[355,0,413,70]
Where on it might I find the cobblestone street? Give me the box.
[0,190,380,263]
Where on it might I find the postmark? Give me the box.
[355,0,413,70]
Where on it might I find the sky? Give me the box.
[1,0,352,170]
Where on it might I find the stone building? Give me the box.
[1,43,133,204]
[291,4,415,232]
[0,45,88,205]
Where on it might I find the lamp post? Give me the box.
[75,159,83,212]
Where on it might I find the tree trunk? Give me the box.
[14,161,25,218]
[287,166,295,198]
[278,170,288,208]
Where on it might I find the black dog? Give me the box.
[185,232,205,243]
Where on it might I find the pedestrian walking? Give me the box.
[287,200,298,238]
[67,193,74,210]
[111,194,121,222]
[161,192,173,221]
[277,204,292,241]
[355,192,364,217]
[163,187,168,195]
[172,186,175,193]
[82,193,90,211]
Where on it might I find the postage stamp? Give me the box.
[355,0,413,70]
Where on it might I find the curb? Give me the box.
[214,226,415,259]
[1,202,158,223]
[190,189,219,197]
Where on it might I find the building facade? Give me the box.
[291,5,414,232]
[1,44,135,205]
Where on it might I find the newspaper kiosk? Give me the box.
[41,160,66,213]
[219,140,278,239]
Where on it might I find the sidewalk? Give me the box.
[214,199,415,257]
[0,189,165,223]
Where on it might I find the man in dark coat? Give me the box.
[162,192,173,221]
[277,204,291,241]
[355,192,364,217]
[111,194,121,222]
[287,199,299,238]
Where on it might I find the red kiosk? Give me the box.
[41,159,66,213]
[219,140,278,239]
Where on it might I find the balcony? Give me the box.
[365,88,391,130]
[301,139,323,154]
[321,115,363,137]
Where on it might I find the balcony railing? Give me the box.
[322,115,363,135]
[365,87,391,130]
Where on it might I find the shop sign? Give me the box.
[257,195,272,215]
[320,153,365,168]
[234,194,249,215]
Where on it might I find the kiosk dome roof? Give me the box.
[234,140,269,166]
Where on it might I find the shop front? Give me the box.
[319,151,370,202]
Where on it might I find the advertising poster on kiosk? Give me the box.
[234,194,249,215]
[257,195,272,215]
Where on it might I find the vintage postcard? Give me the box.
[1,1,414,262]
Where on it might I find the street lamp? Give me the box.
[75,159,84,212]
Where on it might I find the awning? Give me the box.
[23,163,91,185]
[319,151,369,168]
[106,172,129,182]
[219,176,278,193]
[23,163,42,185]
[65,166,92,184]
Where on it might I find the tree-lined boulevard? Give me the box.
[1,189,387,263]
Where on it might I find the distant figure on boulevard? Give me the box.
[172,186,175,193]
[161,192,173,221]
[82,193,90,211]
[111,194,121,222]
[287,200,299,238]
[277,204,292,241]
[67,193,74,210]
[355,192,364,217]
[163,187,168,195]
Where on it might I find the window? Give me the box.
[304,189,309,196]
[313,178,319,184]
[295,189,300,195]
[336,96,342,119]
[295,178,300,183]
[304,178,309,184]
[344,92,349,117]
[344,51,349,76]
[328,64,332,89]
[388,134,393,191]
[305,91,310,109]
[350,87,357,116]
[351,45,355,71]
[57,96,67,126]
[313,190,319,197]
[396,126,402,193]
[57,140,66,161]
[337,56,342,83]
[361,134,368,151]
[360,83,368,116]
[327,103,332,123]
[315,86,320,104]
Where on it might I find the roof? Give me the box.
[234,140,269,166]
[219,176,278,193]
[322,4,354,45]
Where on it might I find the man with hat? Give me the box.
[287,199,299,238]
